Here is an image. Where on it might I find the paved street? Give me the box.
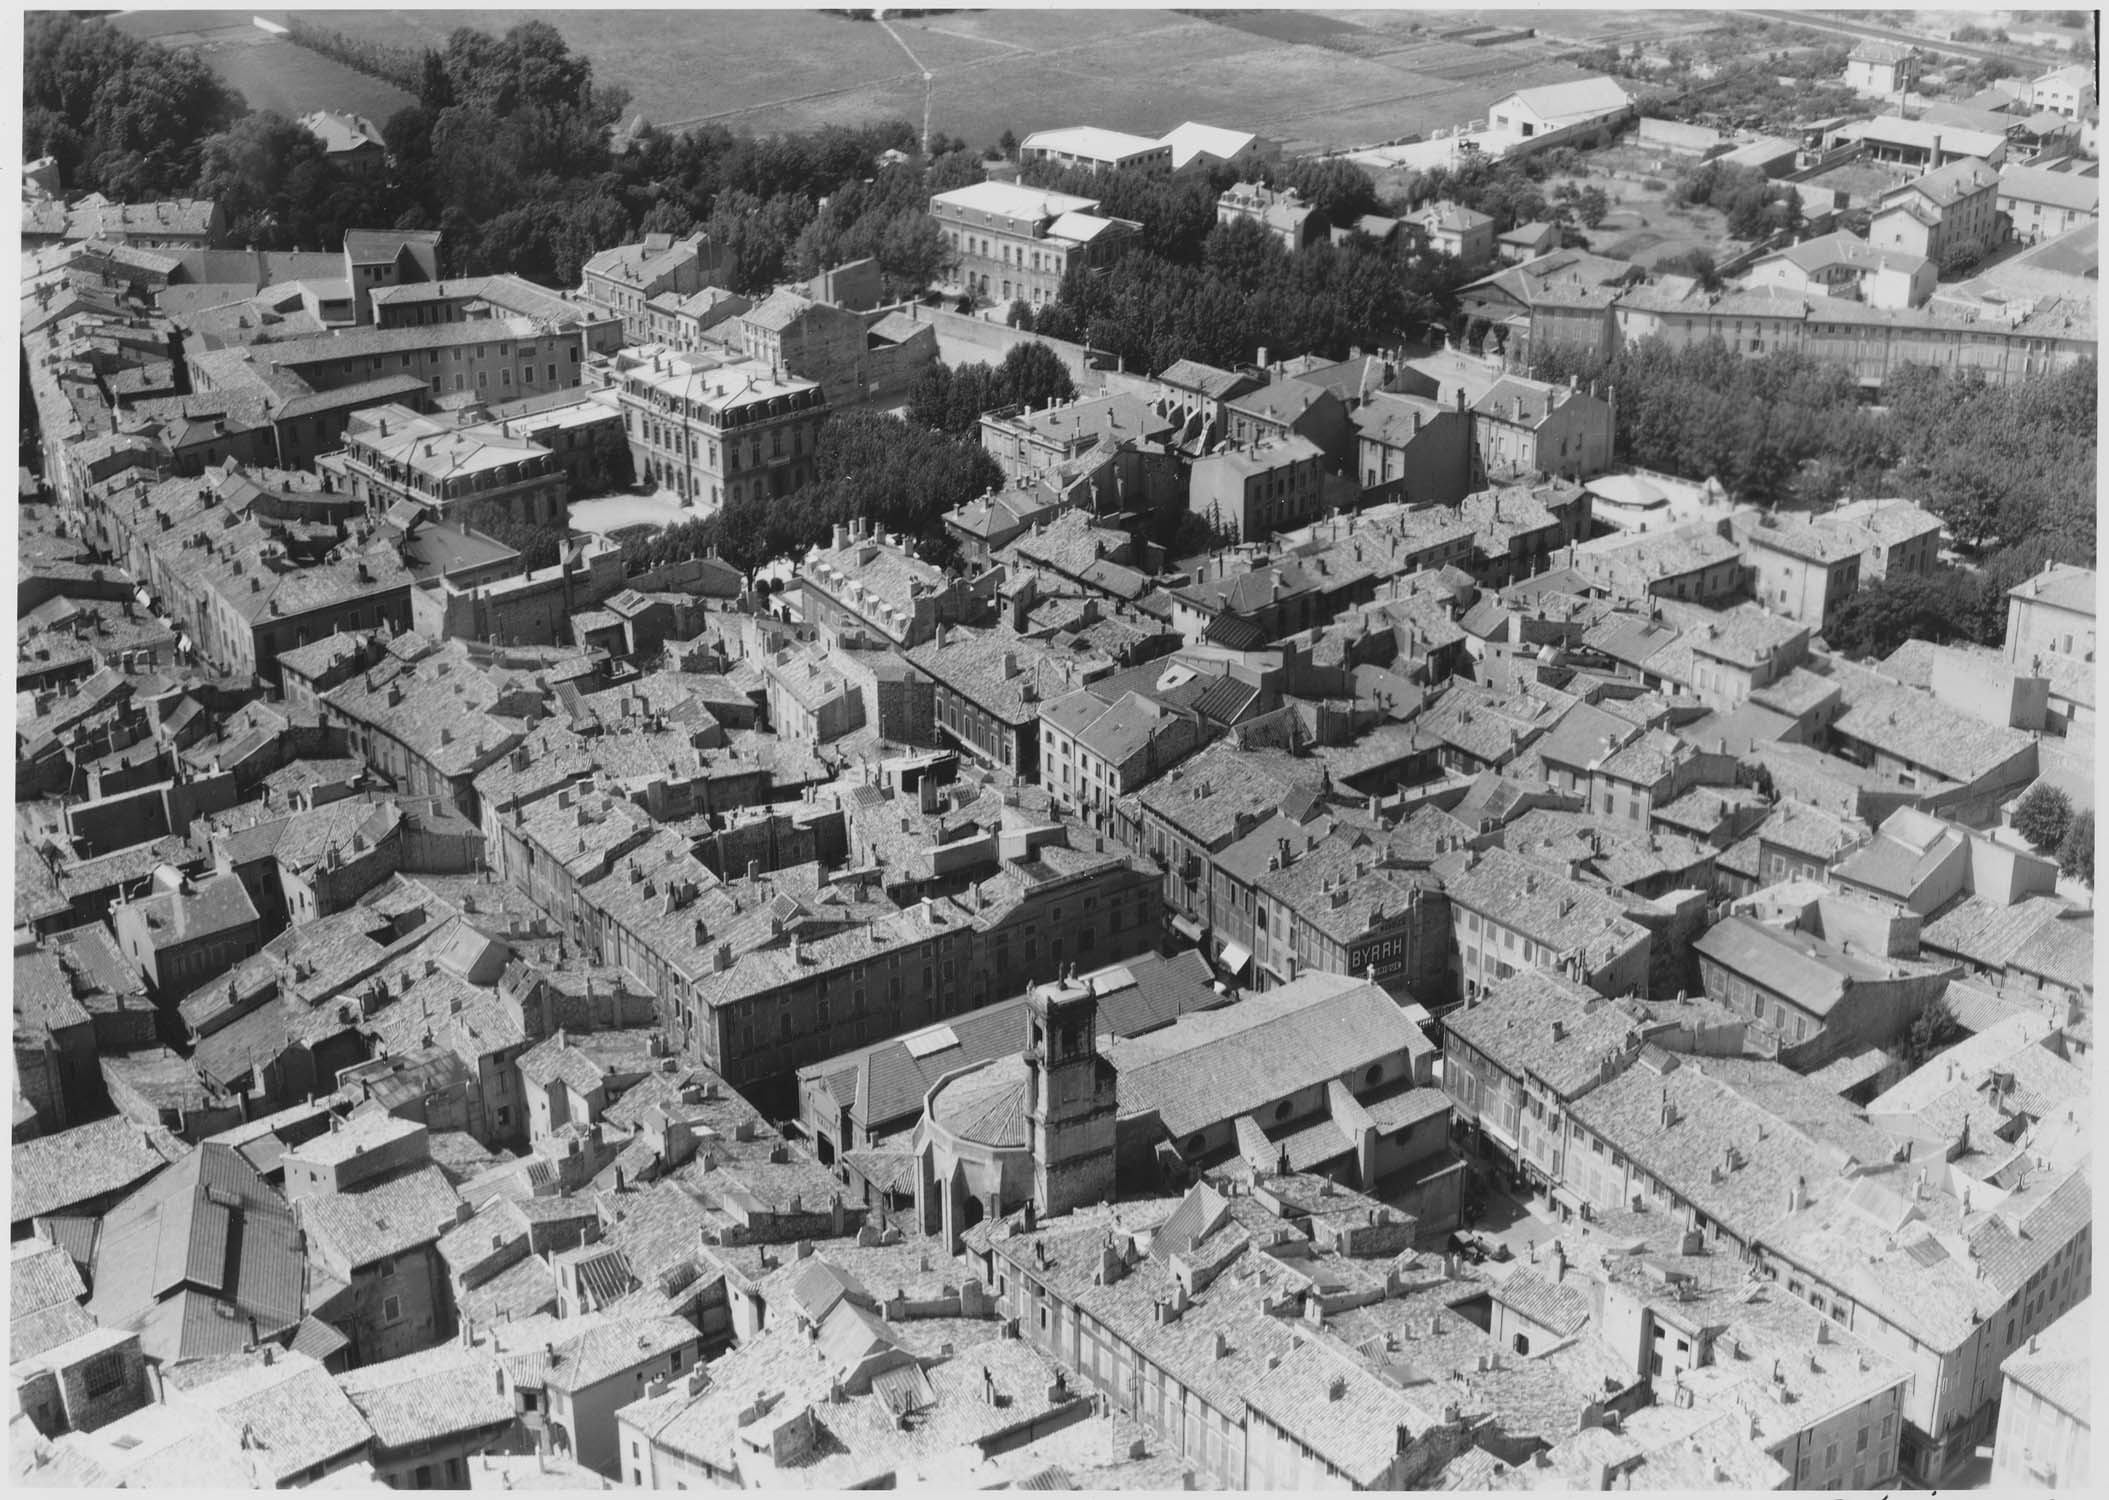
[1468,1180,1572,1269]
[1948,1448,1996,1490]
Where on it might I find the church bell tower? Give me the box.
[1025,971,1118,1219]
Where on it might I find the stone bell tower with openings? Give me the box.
[1025,971,1118,1219]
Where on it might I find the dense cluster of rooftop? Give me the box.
[12,45,2098,1495]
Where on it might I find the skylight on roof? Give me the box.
[902,1026,960,1059]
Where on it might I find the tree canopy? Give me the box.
[1902,994,1963,1068]
[1016,157,1245,264]
[1526,340,2094,647]
[907,342,1078,434]
[1880,361,2097,558]
[2058,811,2093,887]
[1400,152,1565,235]
[619,412,1001,579]
[791,154,974,293]
[1529,339,1886,503]
[193,110,396,250]
[25,13,242,198]
[1035,215,1466,375]
[1589,29,1864,136]
[2013,784,2074,853]
[1529,340,2095,574]
[1824,567,1979,662]
[25,13,984,294]
[1676,159,1801,241]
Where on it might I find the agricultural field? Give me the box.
[102,8,1747,160]
[220,8,1608,155]
[1383,8,1736,49]
[290,8,925,133]
[105,12,415,121]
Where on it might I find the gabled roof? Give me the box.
[1192,672,1261,725]
[1755,798,1866,861]
[298,111,385,155]
[533,1312,697,1392]
[1224,376,1335,427]
[1744,513,1865,564]
[115,870,261,951]
[344,229,439,266]
[1500,77,1634,127]
[743,287,830,333]
[299,1166,462,1269]
[1412,199,1494,235]
[11,1298,97,1366]
[12,1238,88,1318]
[12,1115,189,1225]
[1021,125,1166,162]
[1105,975,1429,1139]
[1998,1299,2089,1418]
[1882,156,2000,213]
[1692,914,1889,1015]
[1829,812,1968,900]
[1158,357,1256,399]
[183,1351,375,1484]
[1160,121,1262,169]
[338,1346,515,1449]
[1755,229,1931,280]
[1832,686,2035,785]
[2006,561,2095,615]
[87,1144,307,1358]
[1490,1267,1593,1337]
[784,1256,877,1326]
[1446,967,1639,1100]
[1498,219,1560,247]
[1762,1161,2087,1353]
[1244,1340,1440,1485]
[1473,374,1575,427]
[1443,847,1649,973]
